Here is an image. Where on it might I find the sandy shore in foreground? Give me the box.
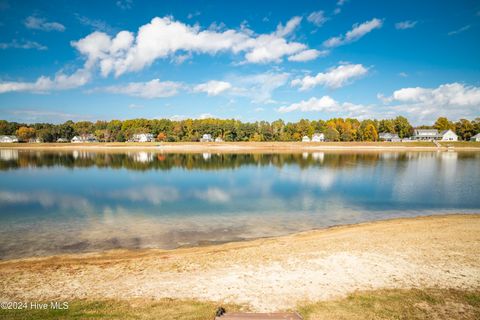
[2,141,480,152]
[1,214,479,311]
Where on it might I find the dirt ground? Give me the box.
[0,214,479,311]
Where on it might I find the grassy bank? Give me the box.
[1,289,478,319]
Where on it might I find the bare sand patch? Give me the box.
[1,214,479,311]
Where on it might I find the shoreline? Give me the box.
[1,214,479,311]
[2,141,480,152]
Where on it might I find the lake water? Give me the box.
[0,149,479,260]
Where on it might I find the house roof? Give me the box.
[472,133,480,138]
[414,129,438,133]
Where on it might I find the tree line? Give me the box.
[0,116,479,142]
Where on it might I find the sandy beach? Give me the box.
[1,214,479,312]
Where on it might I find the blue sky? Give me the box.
[0,0,479,125]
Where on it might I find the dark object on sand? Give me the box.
[215,307,226,317]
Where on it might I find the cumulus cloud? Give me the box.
[278,96,369,118]
[24,15,65,32]
[291,63,368,90]
[229,72,290,103]
[193,80,232,96]
[96,79,183,98]
[0,39,47,50]
[71,15,314,77]
[0,68,91,94]
[323,18,383,47]
[307,11,328,27]
[287,49,328,62]
[380,82,480,122]
[395,20,417,30]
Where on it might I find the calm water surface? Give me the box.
[0,149,479,259]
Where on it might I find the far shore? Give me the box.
[1,141,480,152]
[1,214,479,312]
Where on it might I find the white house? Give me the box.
[312,133,325,142]
[71,134,98,143]
[302,135,311,142]
[200,134,213,142]
[412,129,458,141]
[0,135,19,143]
[439,129,458,141]
[132,133,155,142]
[412,129,439,140]
[214,137,224,142]
[471,133,480,142]
[56,138,69,143]
[379,132,401,142]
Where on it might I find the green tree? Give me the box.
[393,116,412,138]
[434,117,455,131]
[455,119,474,141]
[325,127,340,141]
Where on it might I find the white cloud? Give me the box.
[75,14,114,33]
[229,72,290,103]
[198,113,215,119]
[0,39,47,50]
[287,49,327,62]
[291,63,368,90]
[97,79,183,98]
[395,20,417,30]
[72,16,312,77]
[116,0,133,10]
[278,96,370,118]
[448,25,470,36]
[398,72,408,77]
[323,18,383,47]
[380,82,480,123]
[0,68,91,94]
[24,15,65,32]
[275,16,302,37]
[307,11,328,27]
[193,80,232,96]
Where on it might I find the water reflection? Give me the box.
[0,150,479,259]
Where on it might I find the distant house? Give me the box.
[71,134,98,143]
[311,133,325,142]
[131,133,155,142]
[200,134,213,142]
[412,129,458,141]
[302,135,311,142]
[379,132,401,142]
[439,129,458,141]
[471,133,480,142]
[0,135,18,143]
[28,138,42,143]
[56,138,69,143]
[412,129,439,141]
[214,137,224,142]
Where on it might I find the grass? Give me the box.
[297,288,480,320]
[1,289,478,319]
[0,298,244,320]
[439,141,480,148]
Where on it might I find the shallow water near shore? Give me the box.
[0,149,479,260]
